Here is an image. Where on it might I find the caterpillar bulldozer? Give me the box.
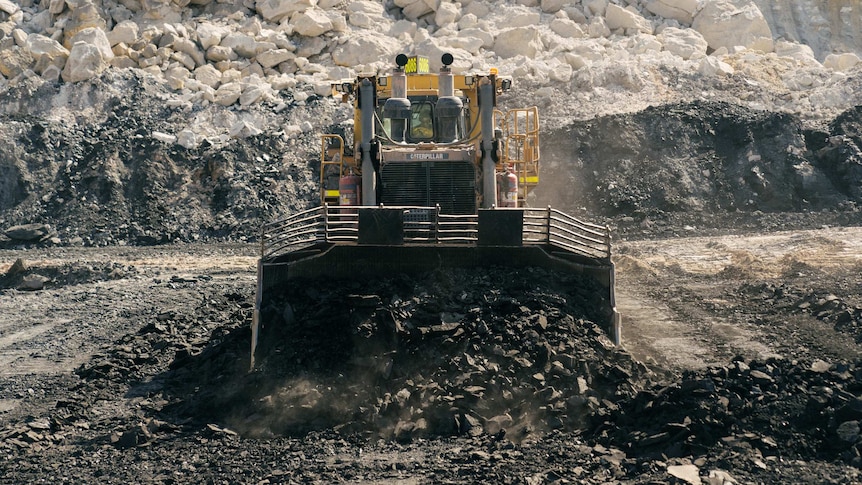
[250,54,620,368]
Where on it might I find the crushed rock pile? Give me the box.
[589,356,862,469]
[0,256,136,290]
[742,282,862,344]
[537,102,862,219]
[3,262,862,482]
[1,265,646,448]
[197,266,646,441]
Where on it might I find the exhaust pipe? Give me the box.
[479,76,496,208]
[359,77,376,205]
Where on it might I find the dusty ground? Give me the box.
[1,218,861,483]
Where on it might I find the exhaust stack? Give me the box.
[382,54,411,143]
[436,53,464,143]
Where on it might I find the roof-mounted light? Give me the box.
[395,53,409,69]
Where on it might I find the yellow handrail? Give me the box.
[320,134,346,204]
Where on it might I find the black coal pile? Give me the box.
[0,71,323,249]
[741,282,862,343]
[589,356,862,468]
[170,266,646,442]
[539,101,862,224]
[0,257,136,291]
[3,77,861,249]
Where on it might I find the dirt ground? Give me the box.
[1,219,861,483]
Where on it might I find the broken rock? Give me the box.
[5,223,52,241]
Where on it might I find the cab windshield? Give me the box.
[409,102,434,141]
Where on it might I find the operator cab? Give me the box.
[378,53,468,145]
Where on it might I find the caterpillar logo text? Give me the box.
[406,152,449,161]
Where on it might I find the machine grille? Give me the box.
[380,160,476,214]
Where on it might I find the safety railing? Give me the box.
[261,205,611,262]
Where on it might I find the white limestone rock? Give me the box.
[206,45,237,63]
[0,0,20,16]
[196,23,229,50]
[389,20,418,40]
[326,65,353,79]
[464,1,490,18]
[230,119,262,137]
[60,42,106,83]
[69,27,113,62]
[331,32,399,67]
[108,20,138,47]
[173,37,205,68]
[172,52,196,71]
[395,0,434,21]
[541,0,566,14]
[347,0,385,15]
[25,9,54,33]
[61,28,114,83]
[692,0,774,53]
[625,33,663,55]
[268,73,297,90]
[165,66,190,89]
[645,0,697,25]
[823,53,860,72]
[550,18,586,39]
[774,40,818,64]
[177,129,201,149]
[585,0,608,17]
[221,33,257,58]
[605,4,653,34]
[0,47,34,79]
[239,84,267,106]
[256,0,315,23]
[459,27,494,49]
[588,17,611,38]
[494,27,544,59]
[544,57,574,82]
[11,29,27,47]
[214,82,242,106]
[502,9,541,29]
[698,56,734,76]
[444,35,484,55]
[311,80,332,96]
[257,48,295,68]
[26,34,69,63]
[291,8,333,37]
[435,2,460,27]
[561,52,588,70]
[194,63,222,88]
[49,0,65,15]
[457,13,478,29]
[324,10,348,32]
[570,41,606,62]
[658,26,707,60]
[348,11,375,28]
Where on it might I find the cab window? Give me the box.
[410,103,434,140]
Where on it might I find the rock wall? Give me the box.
[0,0,860,142]
[753,0,862,61]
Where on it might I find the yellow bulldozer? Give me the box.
[251,54,620,368]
